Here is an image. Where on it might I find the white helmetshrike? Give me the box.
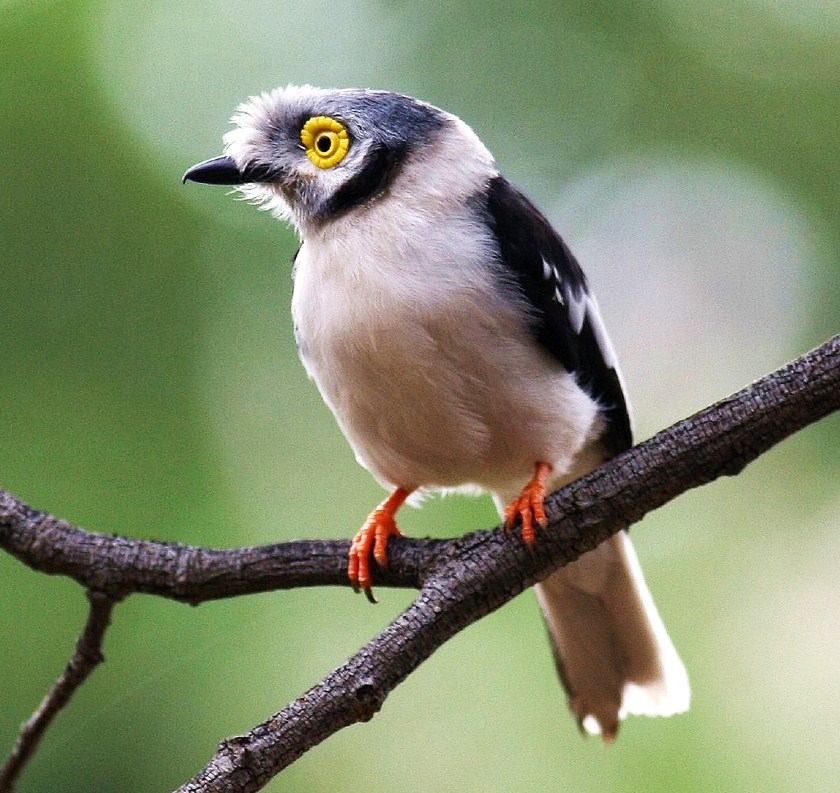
[184,85,689,739]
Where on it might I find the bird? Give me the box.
[183,85,690,740]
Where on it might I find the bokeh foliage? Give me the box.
[1,1,838,791]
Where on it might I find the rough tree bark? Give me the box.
[1,334,838,793]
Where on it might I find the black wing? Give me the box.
[484,175,632,455]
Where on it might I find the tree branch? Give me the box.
[0,590,116,793]
[0,502,441,600]
[1,334,838,792]
[175,333,840,792]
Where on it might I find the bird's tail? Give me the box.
[532,530,689,739]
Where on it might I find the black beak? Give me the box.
[182,155,276,185]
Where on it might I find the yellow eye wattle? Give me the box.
[301,116,350,168]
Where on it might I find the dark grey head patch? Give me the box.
[271,89,448,151]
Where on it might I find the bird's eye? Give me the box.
[301,116,350,168]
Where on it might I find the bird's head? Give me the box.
[183,85,495,235]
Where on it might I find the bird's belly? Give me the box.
[295,287,600,492]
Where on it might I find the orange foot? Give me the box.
[504,462,553,545]
[348,487,411,603]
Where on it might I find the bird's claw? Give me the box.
[348,493,407,600]
[504,462,552,545]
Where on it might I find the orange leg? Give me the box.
[504,462,553,545]
[348,487,411,602]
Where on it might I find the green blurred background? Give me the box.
[2,1,838,791]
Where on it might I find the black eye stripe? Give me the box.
[321,141,407,218]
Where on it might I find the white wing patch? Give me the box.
[540,248,627,412]
[542,257,566,305]
[560,283,618,372]
[584,293,619,371]
[541,257,552,281]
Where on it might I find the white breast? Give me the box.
[291,133,600,495]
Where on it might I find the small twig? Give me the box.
[0,590,116,793]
